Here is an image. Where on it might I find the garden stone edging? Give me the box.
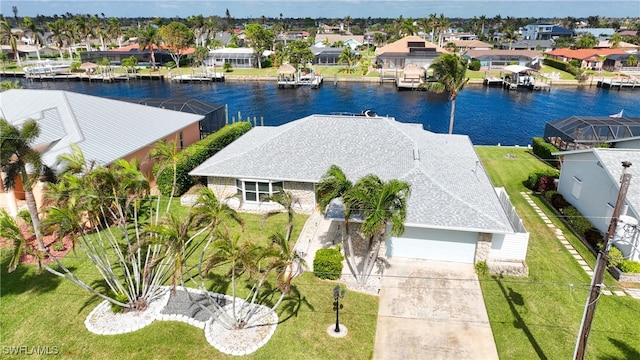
[84,286,279,356]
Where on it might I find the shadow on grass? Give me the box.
[493,275,548,360]
[0,254,66,296]
[276,285,313,324]
[599,337,640,360]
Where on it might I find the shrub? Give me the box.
[155,122,252,197]
[562,206,594,239]
[468,60,481,71]
[608,246,624,268]
[110,293,129,313]
[531,137,559,167]
[618,260,640,274]
[550,192,570,211]
[475,261,489,276]
[70,61,82,72]
[584,228,604,250]
[313,248,344,280]
[525,168,559,192]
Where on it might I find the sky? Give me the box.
[2,0,640,19]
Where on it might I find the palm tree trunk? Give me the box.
[449,94,457,134]
[360,236,382,286]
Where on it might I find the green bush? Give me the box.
[618,260,640,274]
[584,228,604,250]
[531,137,559,167]
[543,57,583,78]
[468,60,481,71]
[550,192,570,210]
[155,122,252,196]
[313,248,344,280]
[608,246,624,268]
[111,293,129,313]
[562,206,594,239]
[475,261,489,276]
[525,168,559,192]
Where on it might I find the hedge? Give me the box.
[156,122,252,196]
[543,57,582,77]
[313,248,344,280]
[531,137,559,167]
[525,168,559,192]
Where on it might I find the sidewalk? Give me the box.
[520,191,640,299]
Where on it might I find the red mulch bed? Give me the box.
[0,224,74,266]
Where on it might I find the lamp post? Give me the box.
[333,285,345,333]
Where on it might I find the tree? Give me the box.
[576,34,597,49]
[502,27,520,50]
[284,39,313,70]
[138,25,160,70]
[193,46,209,67]
[158,21,195,69]
[343,174,410,286]
[107,17,123,47]
[425,53,469,134]
[0,19,21,66]
[338,47,359,74]
[626,55,638,67]
[609,33,622,49]
[121,55,138,73]
[22,17,44,60]
[73,15,94,52]
[0,118,46,263]
[47,18,71,59]
[0,80,22,91]
[245,23,275,69]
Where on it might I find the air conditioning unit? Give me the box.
[612,215,640,262]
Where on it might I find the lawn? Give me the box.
[0,207,378,359]
[475,146,640,360]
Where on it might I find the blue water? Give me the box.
[18,79,639,146]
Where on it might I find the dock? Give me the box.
[597,77,640,90]
[483,76,551,92]
[277,74,323,88]
[170,72,225,83]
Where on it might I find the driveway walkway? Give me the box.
[373,258,499,360]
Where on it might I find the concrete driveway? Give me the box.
[373,258,499,360]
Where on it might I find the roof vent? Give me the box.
[413,149,420,160]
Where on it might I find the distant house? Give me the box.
[553,148,640,260]
[314,34,364,51]
[602,53,640,72]
[575,28,616,38]
[80,44,195,66]
[204,48,260,69]
[522,23,573,40]
[364,31,387,46]
[310,46,356,65]
[463,49,542,69]
[0,89,203,216]
[450,40,493,52]
[594,40,639,52]
[275,31,310,45]
[190,114,529,273]
[375,36,447,69]
[547,48,629,70]
[443,32,478,41]
[497,39,556,52]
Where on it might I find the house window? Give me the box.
[179,131,184,149]
[571,176,582,199]
[236,180,283,202]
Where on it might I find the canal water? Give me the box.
[17,78,639,146]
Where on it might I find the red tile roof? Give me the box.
[547,48,628,60]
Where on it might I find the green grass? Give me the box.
[475,146,640,360]
[0,203,378,359]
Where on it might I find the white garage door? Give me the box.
[386,227,477,263]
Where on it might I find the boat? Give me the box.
[24,60,72,76]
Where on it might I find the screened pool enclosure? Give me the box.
[544,116,640,150]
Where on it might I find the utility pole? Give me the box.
[574,161,632,360]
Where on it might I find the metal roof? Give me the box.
[544,116,640,150]
[191,114,514,234]
[0,89,203,170]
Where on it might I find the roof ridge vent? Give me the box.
[413,148,420,161]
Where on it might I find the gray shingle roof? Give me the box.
[1,89,203,170]
[191,115,514,233]
[592,149,640,216]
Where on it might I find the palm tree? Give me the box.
[191,187,244,235]
[47,19,70,59]
[0,118,46,259]
[22,17,44,60]
[316,164,353,213]
[138,25,160,70]
[148,137,180,213]
[425,53,469,134]
[502,27,520,50]
[0,208,28,272]
[343,174,410,285]
[338,47,359,74]
[626,54,638,67]
[107,17,123,48]
[609,33,622,49]
[0,19,21,66]
[73,15,94,52]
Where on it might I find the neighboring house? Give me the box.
[80,44,196,66]
[463,49,542,69]
[553,148,640,261]
[274,31,310,45]
[603,53,640,72]
[310,46,354,65]
[443,32,478,41]
[190,114,529,273]
[204,47,259,69]
[521,23,573,40]
[546,48,628,70]
[609,136,640,149]
[0,89,203,216]
[364,31,387,46]
[594,40,639,52]
[314,34,364,50]
[375,36,447,69]
[575,28,616,38]
[497,39,556,52]
[1,44,58,59]
[450,40,493,52]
